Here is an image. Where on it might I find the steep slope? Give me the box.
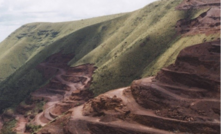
[41,1,219,133]
[130,40,220,134]
[69,0,219,95]
[0,13,125,82]
[0,0,220,133]
[0,0,219,118]
[37,40,220,134]
[0,14,126,111]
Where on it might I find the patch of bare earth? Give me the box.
[176,0,220,10]
[175,0,220,36]
[62,39,220,134]
[1,1,220,134]
[0,51,96,134]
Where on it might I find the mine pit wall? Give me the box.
[157,68,220,91]
[176,0,220,10]
[133,114,219,134]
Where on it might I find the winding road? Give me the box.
[14,62,92,133]
[69,87,179,134]
[67,76,220,134]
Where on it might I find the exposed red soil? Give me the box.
[14,115,28,133]
[64,87,174,134]
[131,40,220,133]
[156,40,220,92]
[36,31,220,134]
[175,0,220,36]
[82,95,130,117]
[176,0,220,10]
[1,1,220,134]
[29,63,95,132]
[60,39,220,134]
[0,51,96,134]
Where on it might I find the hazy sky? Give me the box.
[0,0,157,42]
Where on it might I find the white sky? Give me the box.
[0,0,157,42]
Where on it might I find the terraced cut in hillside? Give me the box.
[37,40,219,134]
[0,52,96,134]
[37,1,220,133]
[0,0,220,112]
[176,6,220,35]
[0,0,220,133]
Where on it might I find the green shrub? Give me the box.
[25,123,42,133]
[1,119,16,134]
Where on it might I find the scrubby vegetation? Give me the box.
[25,123,42,133]
[1,119,16,134]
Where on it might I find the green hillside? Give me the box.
[0,0,219,111]
[69,0,218,95]
[0,13,125,111]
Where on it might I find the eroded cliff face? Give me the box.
[131,40,220,133]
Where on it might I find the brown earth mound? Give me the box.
[83,95,129,117]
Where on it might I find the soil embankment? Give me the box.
[62,39,220,134]
[176,0,220,35]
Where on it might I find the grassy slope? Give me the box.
[70,0,219,95]
[0,13,124,82]
[72,0,181,94]
[0,0,219,110]
[0,13,125,111]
